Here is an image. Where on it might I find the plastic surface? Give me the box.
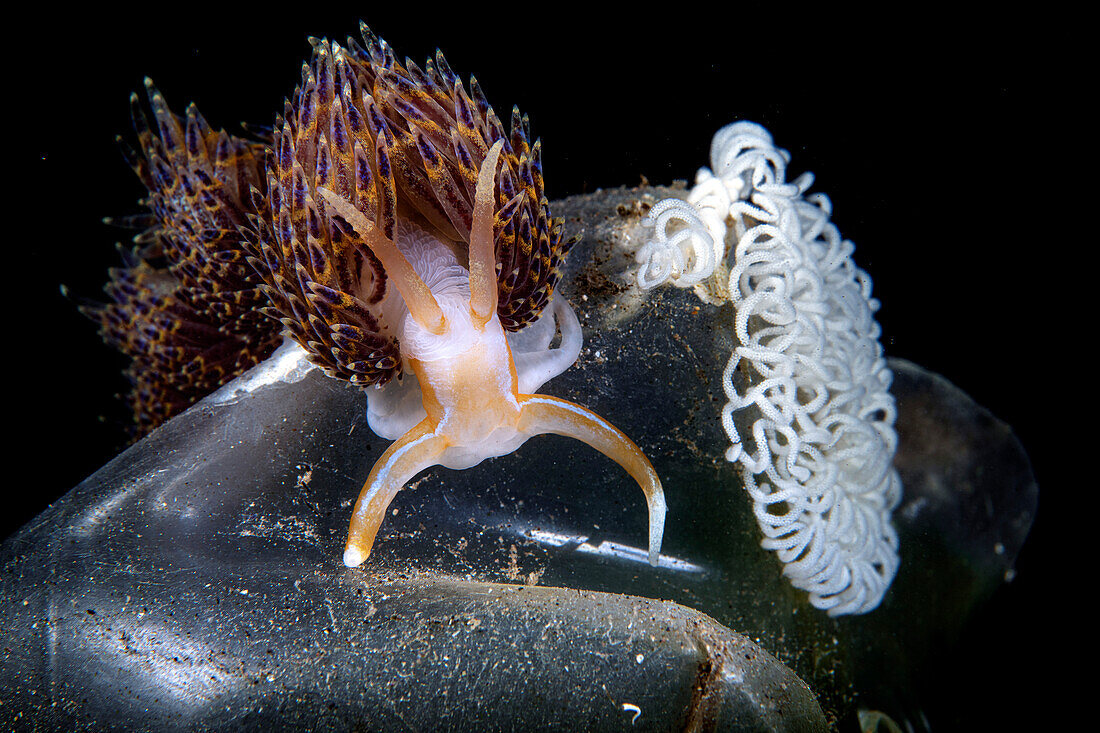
[1,187,1037,730]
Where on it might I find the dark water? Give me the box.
[16,10,1058,729]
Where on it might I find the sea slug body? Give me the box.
[86,23,667,570]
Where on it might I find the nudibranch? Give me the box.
[86,24,666,569]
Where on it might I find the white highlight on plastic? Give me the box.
[524,528,704,574]
[631,121,901,616]
[208,338,315,405]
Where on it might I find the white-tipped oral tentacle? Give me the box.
[517,394,666,566]
[343,418,448,567]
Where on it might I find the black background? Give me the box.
[15,7,1063,729]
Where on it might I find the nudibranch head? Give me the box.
[248,27,577,389]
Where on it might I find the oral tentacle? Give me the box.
[468,139,504,326]
[517,394,666,566]
[317,186,446,335]
[343,418,447,567]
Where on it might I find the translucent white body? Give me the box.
[366,222,584,445]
